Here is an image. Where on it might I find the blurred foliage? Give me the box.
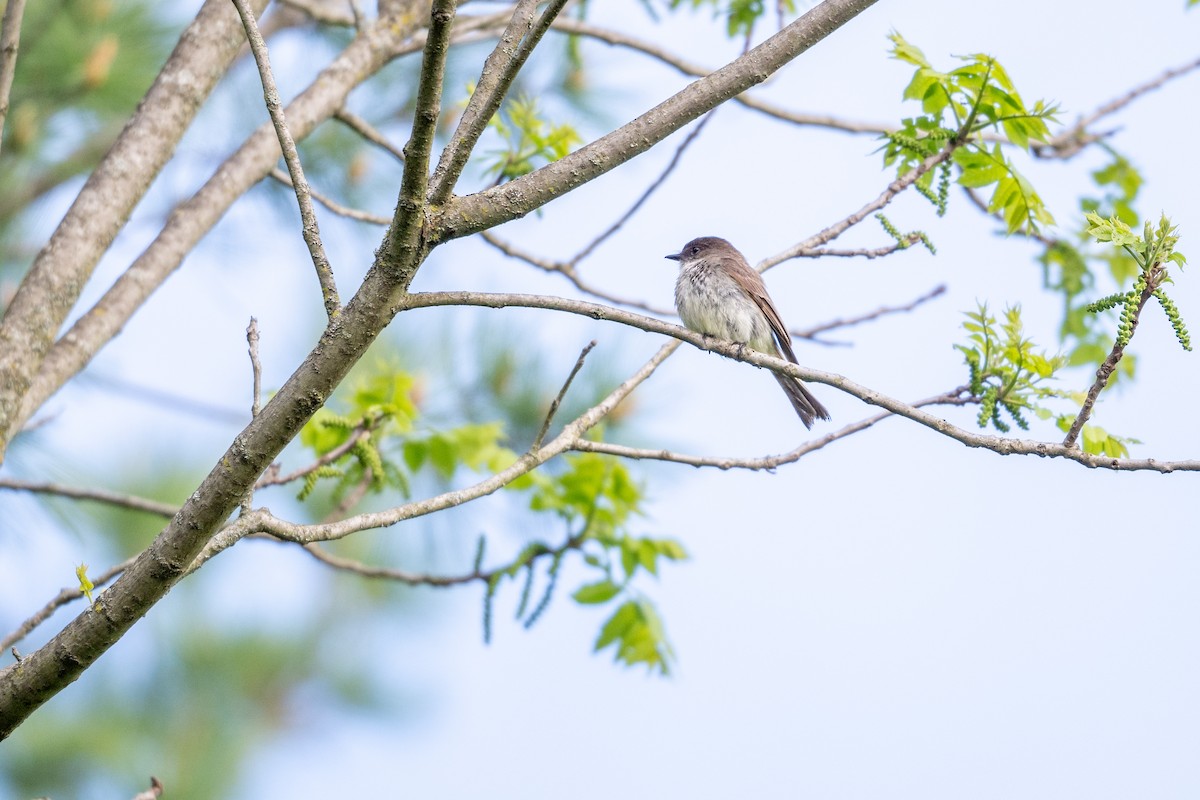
[0,0,174,269]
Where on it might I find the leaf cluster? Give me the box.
[483,453,687,675]
[1083,212,1191,351]
[956,304,1064,433]
[884,33,1058,234]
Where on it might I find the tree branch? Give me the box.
[9,6,457,439]
[1062,266,1162,449]
[548,16,890,135]
[431,0,882,241]
[571,389,972,470]
[226,340,679,545]
[397,290,1200,473]
[429,0,570,204]
[793,284,946,340]
[0,478,178,517]
[378,0,457,271]
[233,0,341,319]
[0,0,272,461]
[534,339,596,450]
[0,556,137,653]
[0,0,28,158]
[1035,53,1200,159]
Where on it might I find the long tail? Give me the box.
[773,372,831,430]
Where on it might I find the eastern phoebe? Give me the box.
[667,236,831,429]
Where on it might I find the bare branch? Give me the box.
[429,0,571,204]
[433,0,883,241]
[242,318,263,513]
[247,318,263,420]
[534,340,597,450]
[570,112,715,267]
[399,290,1200,473]
[793,284,946,340]
[233,0,341,319]
[1036,53,1200,159]
[761,143,957,270]
[572,389,972,470]
[548,16,890,135]
[0,0,28,158]
[334,108,406,162]
[480,231,676,315]
[0,478,178,517]
[379,0,457,268]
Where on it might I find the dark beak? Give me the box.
[664,252,681,261]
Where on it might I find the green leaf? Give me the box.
[573,580,622,605]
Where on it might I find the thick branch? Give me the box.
[0,0,272,461]
[0,0,27,157]
[10,7,453,438]
[431,0,881,241]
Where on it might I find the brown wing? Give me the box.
[721,254,800,364]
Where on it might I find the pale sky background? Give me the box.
[3,1,1200,798]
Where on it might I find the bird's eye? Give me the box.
[690,246,700,255]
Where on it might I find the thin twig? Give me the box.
[247,318,263,419]
[761,141,961,271]
[480,231,676,315]
[429,0,571,204]
[0,0,28,158]
[1036,54,1200,159]
[1062,265,1162,448]
[334,108,405,162]
[794,237,926,260]
[793,284,946,340]
[570,111,715,266]
[255,425,371,488]
[0,478,178,516]
[0,556,136,651]
[572,389,972,470]
[242,317,263,513]
[269,167,390,225]
[534,340,597,450]
[548,17,890,136]
[232,0,341,319]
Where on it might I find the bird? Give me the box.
[666,236,831,429]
